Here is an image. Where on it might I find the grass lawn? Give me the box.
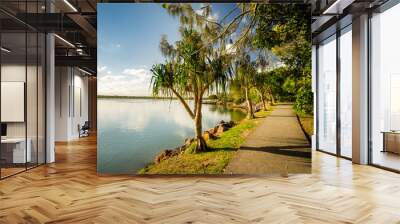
[138,109,271,174]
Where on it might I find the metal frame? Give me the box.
[314,0,400,172]
[0,0,47,180]
[336,22,341,157]
[315,32,339,156]
[367,0,400,172]
[315,20,353,160]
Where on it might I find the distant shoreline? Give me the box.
[97,95,213,100]
[98,95,186,100]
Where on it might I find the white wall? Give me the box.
[55,67,89,141]
[1,63,46,164]
[1,65,41,138]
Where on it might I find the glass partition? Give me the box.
[38,32,46,165]
[339,26,352,158]
[27,31,38,169]
[0,2,46,179]
[317,35,337,154]
[1,31,28,177]
[370,3,400,171]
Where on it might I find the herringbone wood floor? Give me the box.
[1,135,400,223]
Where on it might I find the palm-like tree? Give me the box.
[151,27,232,153]
[233,53,256,119]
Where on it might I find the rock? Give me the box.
[215,120,236,135]
[154,149,173,164]
[184,138,195,146]
[216,124,229,134]
[202,131,216,141]
[207,126,218,135]
[176,146,186,154]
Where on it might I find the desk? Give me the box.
[1,138,31,163]
[382,131,400,155]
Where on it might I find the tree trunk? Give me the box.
[256,89,267,111]
[268,89,275,105]
[245,87,254,119]
[194,96,207,152]
[261,96,267,111]
[270,93,275,105]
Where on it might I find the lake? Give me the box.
[97,98,246,174]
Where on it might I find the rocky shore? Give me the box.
[153,120,236,164]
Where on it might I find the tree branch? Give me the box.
[190,10,251,57]
[171,88,195,119]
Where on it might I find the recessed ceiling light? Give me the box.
[54,34,75,48]
[78,67,92,76]
[1,47,11,53]
[63,0,78,12]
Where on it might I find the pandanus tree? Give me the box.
[150,7,232,152]
[233,53,257,119]
[252,52,275,111]
[253,72,268,111]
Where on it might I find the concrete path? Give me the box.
[224,104,311,175]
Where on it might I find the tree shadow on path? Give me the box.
[240,146,311,158]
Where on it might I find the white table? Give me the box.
[1,138,31,163]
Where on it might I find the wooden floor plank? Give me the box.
[0,135,399,223]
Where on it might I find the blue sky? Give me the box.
[98,3,237,96]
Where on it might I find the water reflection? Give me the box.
[98,99,245,174]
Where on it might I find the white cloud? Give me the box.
[208,12,219,22]
[194,6,219,22]
[195,9,203,16]
[98,66,107,72]
[225,43,236,54]
[98,66,153,96]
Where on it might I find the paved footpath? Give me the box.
[224,104,311,175]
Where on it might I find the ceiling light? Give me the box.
[63,0,78,12]
[1,47,11,53]
[322,0,355,15]
[54,34,75,48]
[78,67,92,76]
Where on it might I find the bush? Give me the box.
[293,76,313,115]
[208,94,218,100]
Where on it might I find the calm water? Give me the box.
[97,99,245,174]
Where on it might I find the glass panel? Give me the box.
[1,31,27,177]
[340,27,352,158]
[38,33,45,165]
[371,4,400,171]
[317,35,337,154]
[27,31,38,169]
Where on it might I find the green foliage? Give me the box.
[150,5,234,152]
[294,76,313,115]
[252,4,312,114]
[283,77,296,94]
[138,109,270,174]
[208,94,218,100]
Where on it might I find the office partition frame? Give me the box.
[367,0,400,173]
[314,0,400,173]
[315,25,352,161]
[0,1,48,180]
